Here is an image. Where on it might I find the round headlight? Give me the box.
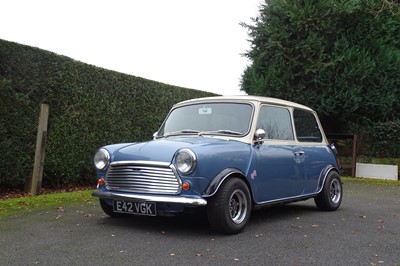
[94,148,110,170]
[175,148,196,174]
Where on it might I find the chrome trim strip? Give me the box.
[110,161,171,167]
[92,191,207,206]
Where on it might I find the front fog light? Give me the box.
[94,148,110,170]
[175,148,196,174]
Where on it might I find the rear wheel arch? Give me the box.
[314,170,343,211]
[317,166,341,193]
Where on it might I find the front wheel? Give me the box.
[314,171,343,211]
[207,178,252,235]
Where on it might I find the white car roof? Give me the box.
[175,95,314,112]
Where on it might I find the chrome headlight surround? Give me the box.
[94,148,110,170]
[175,148,197,175]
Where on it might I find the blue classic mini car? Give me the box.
[92,96,342,234]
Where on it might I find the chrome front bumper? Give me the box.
[92,190,207,206]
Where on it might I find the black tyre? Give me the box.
[99,199,126,217]
[314,171,343,211]
[207,178,252,235]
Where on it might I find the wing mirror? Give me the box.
[153,132,159,140]
[254,129,266,145]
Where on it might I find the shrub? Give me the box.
[370,120,400,158]
[0,39,215,188]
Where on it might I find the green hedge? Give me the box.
[370,120,400,158]
[0,39,216,188]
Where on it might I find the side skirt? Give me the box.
[254,193,318,207]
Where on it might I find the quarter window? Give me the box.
[293,109,322,142]
[257,105,294,140]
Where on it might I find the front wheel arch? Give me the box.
[203,168,253,198]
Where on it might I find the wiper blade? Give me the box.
[163,129,200,137]
[199,130,243,136]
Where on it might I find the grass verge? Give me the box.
[0,177,398,218]
[0,189,94,218]
[342,176,400,186]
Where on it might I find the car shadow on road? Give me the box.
[96,208,211,236]
[250,201,318,223]
[95,200,319,236]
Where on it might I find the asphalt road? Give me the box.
[0,180,399,266]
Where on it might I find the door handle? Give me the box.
[294,151,305,156]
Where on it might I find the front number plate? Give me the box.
[113,200,156,216]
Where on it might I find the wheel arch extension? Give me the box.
[202,168,253,200]
[316,166,341,194]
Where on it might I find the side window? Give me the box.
[257,105,294,140]
[293,109,322,142]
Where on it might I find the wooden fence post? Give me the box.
[351,134,358,178]
[29,104,49,196]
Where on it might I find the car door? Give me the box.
[293,108,327,194]
[253,105,305,202]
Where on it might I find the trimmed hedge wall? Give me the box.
[370,120,400,158]
[0,39,216,188]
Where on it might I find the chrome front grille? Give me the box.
[105,161,181,194]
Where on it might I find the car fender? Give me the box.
[202,168,249,198]
[316,165,341,194]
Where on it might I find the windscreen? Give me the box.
[158,103,253,136]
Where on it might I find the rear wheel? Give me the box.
[314,171,343,211]
[207,178,251,235]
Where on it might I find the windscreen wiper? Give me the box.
[163,129,200,137]
[199,130,243,136]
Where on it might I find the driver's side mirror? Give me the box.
[254,129,266,145]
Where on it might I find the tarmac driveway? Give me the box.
[0,179,399,266]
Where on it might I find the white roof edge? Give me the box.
[175,95,314,112]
